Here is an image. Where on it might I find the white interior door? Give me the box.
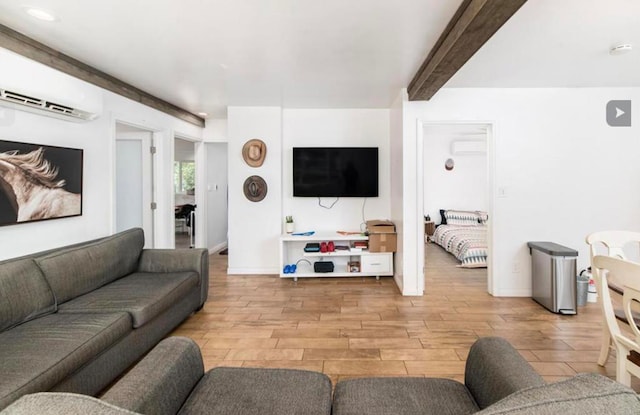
[116,126,154,247]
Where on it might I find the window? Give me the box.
[174,161,195,193]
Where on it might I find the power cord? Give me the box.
[318,197,339,209]
[360,197,368,232]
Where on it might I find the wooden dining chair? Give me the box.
[592,255,640,386]
[586,231,640,366]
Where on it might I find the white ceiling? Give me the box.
[0,0,638,119]
[448,0,640,88]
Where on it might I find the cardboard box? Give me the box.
[366,220,395,234]
[369,232,397,253]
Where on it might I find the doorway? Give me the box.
[115,123,155,247]
[174,137,197,248]
[419,122,494,294]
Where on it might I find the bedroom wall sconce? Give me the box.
[445,158,455,171]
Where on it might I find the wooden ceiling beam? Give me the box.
[0,24,205,127]
[408,0,527,101]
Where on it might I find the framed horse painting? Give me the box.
[0,140,83,226]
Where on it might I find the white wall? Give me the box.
[227,107,282,274]
[389,91,406,293]
[226,107,393,276]
[403,87,640,296]
[203,119,228,143]
[423,131,487,222]
[0,48,203,260]
[282,109,391,233]
[206,143,228,252]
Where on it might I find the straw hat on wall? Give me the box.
[242,139,267,167]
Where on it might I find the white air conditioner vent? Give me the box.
[0,88,98,122]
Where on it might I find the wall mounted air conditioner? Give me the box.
[0,49,102,122]
[451,140,486,155]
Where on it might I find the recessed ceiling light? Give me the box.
[610,44,632,56]
[197,112,208,117]
[24,7,58,22]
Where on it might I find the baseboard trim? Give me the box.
[209,241,227,253]
[227,268,279,275]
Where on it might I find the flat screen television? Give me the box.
[293,147,378,197]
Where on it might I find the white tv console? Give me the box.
[279,232,393,281]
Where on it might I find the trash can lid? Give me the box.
[527,241,578,257]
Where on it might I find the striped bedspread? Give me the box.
[432,224,487,268]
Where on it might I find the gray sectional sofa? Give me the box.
[0,228,209,410]
[3,336,639,414]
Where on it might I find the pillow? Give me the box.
[439,209,447,225]
[444,210,480,226]
[476,373,640,414]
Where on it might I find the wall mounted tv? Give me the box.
[293,147,378,197]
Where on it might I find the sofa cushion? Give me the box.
[57,272,198,328]
[102,337,204,415]
[332,377,479,415]
[476,373,640,414]
[35,228,144,304]
[3,393,140,415]
[178,367,332,415]
[0,258,55,332]
[0,312,131,410]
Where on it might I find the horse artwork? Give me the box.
[0,140,83,226]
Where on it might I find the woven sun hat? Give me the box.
[242,139,267,167]
[243,175,268,202]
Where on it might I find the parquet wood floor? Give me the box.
[171,242,639,391]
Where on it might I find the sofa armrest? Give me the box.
[465,337,546,409]
[137,248,209,307]
[101,337,204,415]
[3,393,139,415]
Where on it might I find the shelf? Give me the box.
[280,232,367,242]
[303,250,372,257]
[279,232,393,280]
[281,271,388,278]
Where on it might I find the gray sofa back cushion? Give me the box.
[476,373,640,414]
[2,393,140,415]
[35,228,144,304]
[0,259,55,332]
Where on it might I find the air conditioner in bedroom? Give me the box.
[0,49,102,122]
[451,140,486,155]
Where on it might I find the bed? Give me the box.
[430,209,488,268]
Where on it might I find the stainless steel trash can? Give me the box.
[527,242,578,315]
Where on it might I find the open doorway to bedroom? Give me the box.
[421,123,493,294]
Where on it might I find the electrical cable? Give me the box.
[360,197,368,232]
[318,197,339,209]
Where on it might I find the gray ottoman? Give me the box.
[179,367,332,415]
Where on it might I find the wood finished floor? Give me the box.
[172,242,639,391]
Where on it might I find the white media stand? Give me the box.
[279,232,393,281]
